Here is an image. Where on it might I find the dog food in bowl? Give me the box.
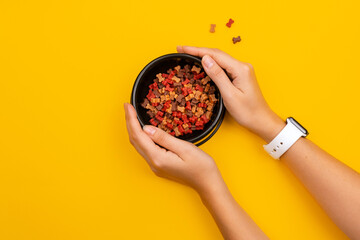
[141,65,218,137]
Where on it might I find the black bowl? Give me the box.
[131,53,225,146]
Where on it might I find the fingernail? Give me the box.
[203,55,214,68]
[143,125,156,135]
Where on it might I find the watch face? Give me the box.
[288,117,309,136]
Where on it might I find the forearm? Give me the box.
[280,137,360,238]
[176,45,360,238]
[198,179,268,240]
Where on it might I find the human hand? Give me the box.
[124,103,225,194]
[177,46,285,143]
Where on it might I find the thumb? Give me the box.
[143,125,193,156]
[202,55,236,98]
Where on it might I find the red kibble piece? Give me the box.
[189,116,197,123]
[198,103,207,108]
[166,78,174,85]
[174,119,183,125]
[165,79,173,85]
[185,129,193,134]
[149,82,158,90]
[182,79,190,85]
[170,131,175,136]
[194,72,205,80]
[196,126,204,130]
[155,115,163,122]
[150,119,158,126]
[201,115,209,124]
[173,111,181,118]
[181,114,189,123]
[166,123,173,129]
[232,36,241,44]
[164,100,171,107]
[195,84,203,92]
[226,18,234,28]
[185,101,191,110]
[156,111,164,117]
[195,120,204,127]
[147,90,155,100]
[169,71,176,78]
[162,101,171,111]
[178,125,185,134]
[181,87,189,96]
[165,85,174,92]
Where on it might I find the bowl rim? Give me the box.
[131,53,225,145]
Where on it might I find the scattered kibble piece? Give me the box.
[226,18,234,28]
[208,19,241,45]
[232,36,241,44]
[210,24,216,33]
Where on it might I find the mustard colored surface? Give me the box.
[1,0,359,239]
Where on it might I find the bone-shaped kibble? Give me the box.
[210,24,216,33]
[226,18,234,28]
[232,36,241,44]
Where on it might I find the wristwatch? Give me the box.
[263,117,308,159]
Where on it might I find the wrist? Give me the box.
[198,180,234,213]
[252,111,285,143]
[197,177,230,204]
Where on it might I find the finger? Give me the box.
[143,125,193,159]
[124,103,186,176]
[178,45,254,91]
[177,46,239,78]
[124,103,159,160]
[202,55,240,96]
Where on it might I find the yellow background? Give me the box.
[1,0,359,239]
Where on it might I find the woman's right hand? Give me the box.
[177,46,285,143]
[124,103,225,195]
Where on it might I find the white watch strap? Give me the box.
[263,119,306,159]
